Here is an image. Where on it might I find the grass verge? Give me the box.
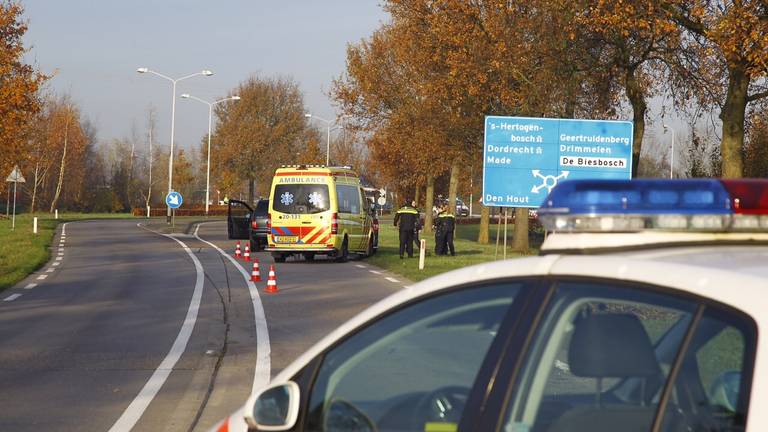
[0,213,130,291]
[366,218,543,282]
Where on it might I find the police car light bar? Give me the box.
[538,179,768,233]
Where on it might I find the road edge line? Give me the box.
[107,224,205,432]
[193,221,272,393]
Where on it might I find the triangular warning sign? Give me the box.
[5,165,25,183]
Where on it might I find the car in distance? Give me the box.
[227,198,269,252]
[212,178,768,432]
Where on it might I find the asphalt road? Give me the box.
[0,219,403,431]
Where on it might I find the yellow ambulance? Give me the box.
[266,165,378,262]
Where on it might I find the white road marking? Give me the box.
[36,275,47,280]
[355,264,367,268]
[57,252,64,256]
[369,270,382,275]
[46,268,55,273]
[60,239,65,243]
[193,222,271,393]
[385,277,399,283]
[58,247,64,251]
[53,262,60,266]
[24,283,37,290]
[55,257,62,261]
[110,224,206,432]
[3,294,21,302]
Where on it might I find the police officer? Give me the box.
[433,204,446,255]
[436,203,456,256]
[394,200,418,258]
[411,200,421,251]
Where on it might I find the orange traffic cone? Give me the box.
[234,241,242,259]
[251,259,261,282]
[265,264,279,294]
[243,244,251,261]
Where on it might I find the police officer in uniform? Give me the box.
[433,204,446,255]
[411,200,421,251]
[394,200,418,258]
[435,203,456,256]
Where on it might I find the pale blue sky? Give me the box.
[22,0,388,151]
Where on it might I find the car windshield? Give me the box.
[273,184,330,214]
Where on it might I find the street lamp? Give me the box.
[136,67,214,222]
[180,93,241,215]
[305,113,343,166]
[663,123,675,179]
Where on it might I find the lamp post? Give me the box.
[305,113,343,166]
[136,67,213,222]
[180,93,241,215]
[663,124,675,179]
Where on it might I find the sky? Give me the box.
[21,0,389,152]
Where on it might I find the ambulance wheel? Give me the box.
[303,252,315,261]
[336,237,349,263]
[272,253,286,263]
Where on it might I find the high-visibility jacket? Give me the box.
[436,212,456,232]
[394,206,419,231]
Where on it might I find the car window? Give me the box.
[502,280,756,432]
[273,184,329,214]
[255,199,269,215]
[229,201,251,219]
[504,281,698,432]
[306,283,522,432]
[336,184,360,214]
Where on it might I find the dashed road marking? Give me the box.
[36,275,47,280]
[355,264,367,268]
[24,283,37,290]
[58,247,64,251]
[385,277,400,283]
[369,270,382,275]
[45,268,55,273]
[53,262,61,266]
[55,257,62,261]
[3,294,21,302]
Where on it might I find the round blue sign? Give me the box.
[165,191,183,209]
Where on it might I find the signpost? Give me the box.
[482,116,633,208]
[165,191,183,231]
[5,165,26,230]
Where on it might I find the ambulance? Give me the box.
[266,165,378,262]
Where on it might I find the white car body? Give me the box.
[213,235,768,431]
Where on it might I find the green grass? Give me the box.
[366,219,543,282]
[0,212,131,290]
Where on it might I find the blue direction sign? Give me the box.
[483,116,633,207]
[165,191,183,209]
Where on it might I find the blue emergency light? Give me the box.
[538,179,768,232]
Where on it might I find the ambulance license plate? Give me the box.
[273,235,298,243]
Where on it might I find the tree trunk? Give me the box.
[478,203,490,244]
[447,160,460,215]
[50,116,69,213]
[719,65,748,178]
[626,68,647,178]
[512,207,529,253]
[248,178,255,204]
[414,185,421,207]
[424,175,435,234]
[31,160,40,213]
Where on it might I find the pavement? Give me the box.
[0,218,405,431]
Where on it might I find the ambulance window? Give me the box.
[337,185,361,214]
[273,184,329,214]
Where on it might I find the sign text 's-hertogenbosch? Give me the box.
[482,116,633,207]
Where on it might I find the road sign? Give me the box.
[5,165,25,183]
[482,116,633,208]
[377,196,386,206]
[165,191,183,209]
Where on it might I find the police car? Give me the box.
[211,178,768,432]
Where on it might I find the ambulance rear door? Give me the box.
[271,181,332,246]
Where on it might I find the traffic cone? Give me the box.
[243,244,251,261]
[265,265,279,294]
[234,241,242,259]
[251,259,261,282]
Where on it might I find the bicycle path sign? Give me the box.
[482,116,633,208]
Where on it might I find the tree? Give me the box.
[213,75,310,202]
[668,0,768,177]
[0,1,47,191]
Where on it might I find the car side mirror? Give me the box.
[244,381,300,430]
[324,399,375,432]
